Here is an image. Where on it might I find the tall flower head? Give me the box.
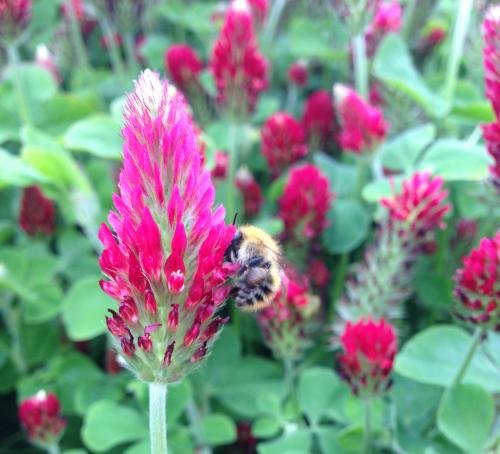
[336,172,450,326]
[453,232,500,330]
[279,164,333,242]
[165,44,204,93]
[481,122,500,189]
[381,172,450,242]
[246,0,268,26]
[334,84,388,154]
[0,0,31,41]
[364,1,402,57]
[99,70,237,383]
[19,391,66,448]
[261,112,308,177]
[210,0,268,116]
[302,90,336,145]
[483,5,500,117]
[258,273,319,359]
[19,186,56,236]
[288,60,308,86]
[235,167,263,217]
[337,317,397,397]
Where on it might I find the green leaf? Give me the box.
[64,114,122,159]
[82,401,148,452]
[395,325,500,392]
[167,380,192,425]
[313,153,356,197]
[22,283,63,323]
[298,367,341,424]
[199,70,217,98]
[201,413,237,446]
[140,34,172,70]
[0,147,47,188]
[4,63,57,103]
[380,124,436,172]
[334,425,363,452]
[258,429,313,454]
[362,176,404,203]
[322,199,371,254]
[253,95,280,124]
[438,384,494,453]
[252,416,282,439]
[418,139,491,181]
[62,276,109,341]
[373,35,447,118]
[20,321,61,368]
[316,428,350,454]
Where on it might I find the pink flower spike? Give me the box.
[165,44,203,92]
[302,90,336,145]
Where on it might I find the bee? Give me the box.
[225,225,282,311]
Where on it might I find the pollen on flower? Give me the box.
[98,70,237,383]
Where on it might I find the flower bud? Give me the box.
[19,186,55,236]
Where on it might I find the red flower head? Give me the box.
[453,232,500,330]
[19,391,66,448]
[258,272,319,358]
[302,90,336,145]
[372,1,402,34]
[334,84,388,154]
[19,186,55,236]
[288,60,308,86]
[279,164,333,242]
[98,70,237,383]
[235,167,263,217]
[211,150,229,180]
[246,0,268,27]
[210,0,268,116]
[0,0,31,41]
[165,44,204,93]
[337,317,397,397]
[483,5,500,117]
[420,26,446,50]
[261,112,308,177]
[380,172,450,242]
[308,258,330,289]
[482,107,500,191]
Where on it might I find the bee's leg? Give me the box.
[247,256,266,268]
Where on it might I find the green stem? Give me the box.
[352,34,369,99]
[354,159,368,199]
[46,444,61,454]
[444,0,474,105]
[265,0,287,41]
[285,84,298,114]
[283,357,295,391]
[363,399,372,454]
[66,0,91,74]
[328,253,349,322]
[1,305,26,373]
[123,32,139,75]
[149,383,168,454]
[6,44,31,126]
[186,400,212,454]
[451,327,484,387]
[226,121,239,221]
[100,18,127,89]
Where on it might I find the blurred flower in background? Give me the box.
[19,391,66,450]
[288,60,309,87]
[302,90,336,148]
[235,167,264,217]
[0,0,31,42]
[453,231,500,330]
[261,112,308,177]
[19,186,56,237]
[279,164,333,243]
[165,44,204,94]
[99,70,237,383]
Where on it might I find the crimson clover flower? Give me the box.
[210,0,268,116]
[337,172,450,325]
[19,186,56,237]
[337,317,397,397]
[288,60,308,86]
[302,90,336,145]
[278,164,334,243]
[235,167,264,217]
[0,0,31,42]
[334,84,389,154]
[165,44,204,93]
[261,112,308,177]
[453,231,500,331]
[99,70,237,383]
[19,391,66,449]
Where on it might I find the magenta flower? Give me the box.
[19,391,66,449]
[165,44,204,93]
[257,273,319,359]
[235,167,264,217]
[261,112,308,177]
[288,60,308,86]
[278,164,333,243]
[334,84,388,154]
[302,90,336,145]
[337,317,397,397]
[482,123,500,189]
[211,150,229,180]
[454,231,500,330]
[0,0,31,41]
[99,70,236,383]
[19,186,55,236]
[210,0,268,116]
[483,5,500,117]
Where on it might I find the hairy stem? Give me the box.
[46,444,61,454]
[352,34,369,99]
[99,17,127,89]
[66,0,91,75]
[265,0,287,41]
[6,45,31,126]
[451,327,484,387]
[149,383,168,454]
[363,398,372,454]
